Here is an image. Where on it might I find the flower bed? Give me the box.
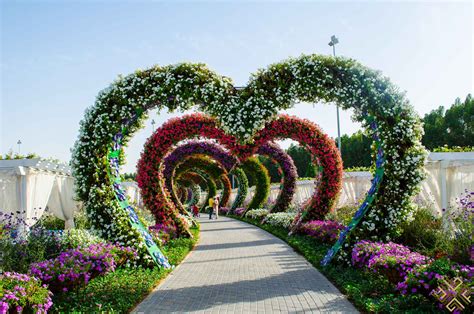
[299,220,345,244]
[29,243,137,293]
[0,272,53,314]
[219,207,230,215]
[245,209,269,220]
[234,208,246,216]
[352,241,432,284]
[263,212,297,229]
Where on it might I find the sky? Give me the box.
[1,0,473,173]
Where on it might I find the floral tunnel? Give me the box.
[161,141,295,218]
[162,140,237,212]
[172,155,231,213]
[73,54,425,266]
[138,113,341,232]
[176,172,203,207]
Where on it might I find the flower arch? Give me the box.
[162,141,237,212]
[72,54,425,266]
[257,142,297,213]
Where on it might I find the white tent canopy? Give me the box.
[0,159,78,228]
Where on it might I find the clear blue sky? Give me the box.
[1,0,472,173]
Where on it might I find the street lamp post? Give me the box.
[17,140,22,154]
[328,35,342,154]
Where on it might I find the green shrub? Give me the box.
[35,212,65,230]
[326,205,358,226]
[397,206,443,254]
[59,229,105,249]
[245,209,269,220]
[263,212,296,229]
[0,272,53,313]
[0,229,62,273]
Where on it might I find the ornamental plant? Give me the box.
[0,272,53,314]
[396,258,474,298]
[230,167,249,210]
[72,54,426,264]
[163,141,237,213]
[245,209,269,220]
[149,223,178,246]
[299,220,345,244]
[241,157,271,211]
[263,212,297,229]
[351,241,432,284]
[29,243,137,293]
[234,208,246,216]
[219,207,230,215]
[257,142,297,213]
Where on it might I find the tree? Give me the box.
[286,144,316,178]
[340,131,372,168]
[422,94,474,149]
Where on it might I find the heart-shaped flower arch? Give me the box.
[162,141,238,213]
[137,113,341,234]
[72,54,426,266]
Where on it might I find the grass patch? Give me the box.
[51,227,199,313]
[230,215,437,313]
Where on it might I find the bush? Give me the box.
[73,210,91,230]
[219,207,230,215]
[326,205,358,226]
[263,212,296,229]
[0,272,53,313]
[59,229,105,250]
[397,206,443,253]
[234,207,246,216]
[299,220,345,244]
[441,190,474,264]
[352,241,432,284]
[396,258,473,297]
[0,228,63,273]
[29,243,136,293]
[149,223,178,246]
[245,209,269,220]
[34,211,65,230]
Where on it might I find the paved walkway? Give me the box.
[133,216,357,313]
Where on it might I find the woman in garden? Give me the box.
[208,197,214,220]
[214,196,220,219]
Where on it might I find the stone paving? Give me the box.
[133,216,357,313]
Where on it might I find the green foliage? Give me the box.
[122,172,137,181]
[0,230,62,273]
[257,155,281,183]
[0,272,52,313]
[74,209,92,230]
[340,131,373,168]
[35,212,65,230]
[326,206,358,226]
[230,167,248,210]
[432,145,474,152]
[422,94,474,149]
[396,206,443,255]
[286,144,317,177]
[51,227,199,313]
[241,157,270,210]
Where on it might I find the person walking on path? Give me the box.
[214,196,220,219]
[192,204,199,218]
[208,197,214,220]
